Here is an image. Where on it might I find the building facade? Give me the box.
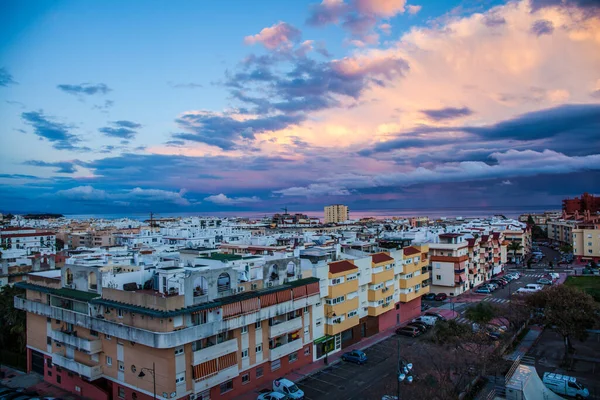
[324,205,349,224]
[572,223,600,263]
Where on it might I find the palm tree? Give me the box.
[507,241,523,264]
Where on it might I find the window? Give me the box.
[47,336,52,345]
[271,359,281,371]
[304,306,309,312]
[385,264,393,270]
[175,372,185,384]
[118,309,123,318]
[106,356,112,366]
[435,263,441,269]
[347,273,357,281]
[304,347,310,356]
[118,387,125,399]
[241,326,248,334]
[118,361,124,371]
[220,380,233,394]
[347,309,358,318]
[436,275,441,280]
[316,318,322,327]
[47,370,52,377]
[288,352,298,363]
[325,295,345,305]
[241,348,249,359]
[331,277,343,285]
[57,375,62,384]
[90,330,98,337]
[256,367,264,378]
[47,359,53,368]
[255,321,262,330]
[105,334,111,340]
[174,346,184,355]
[588,242,593,246]
[241,373,250,384]
[255,344,263,353]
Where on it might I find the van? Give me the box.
[273,378,304,400]
[412,316,437,326]
[549,273,560,280]
[524,284,543,291]
[542,372,589,398]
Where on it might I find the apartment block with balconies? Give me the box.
[429,234,470,296]
[15,253,322,400]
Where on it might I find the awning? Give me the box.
[276,290,292,303]
[192,359,217,380]
[217,352,237,370]
[313,335,333,345]
[260,293,277,307]
[241,298,259,314]
[454,273,467,283]
[222,302,242,318]
[292,286,307,299]
[306,282,320,295]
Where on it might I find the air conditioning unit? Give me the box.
[267,282,273,288]
[237,287,245,293]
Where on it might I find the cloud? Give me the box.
[56,185,191,206]
[24,160,79,174]
[173,111,306,150]
[355,0,407,17]
[421,106,474,120]
[57,83,111,96]
[92,99,115,112]
[500,180,513,185]
[21,111,82,151]
[529,0,600,12]
[0,67,17,87]
[307,0,349,26]
[99,120,142,139]
[379,23,392,34]
[244,22,302,50]
[168,82,203,89]
[530,19,554,36]
[204,193,260,205]
[274,183,351,197]
[407,4,422,15]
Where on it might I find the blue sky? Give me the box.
[1,0,599,214]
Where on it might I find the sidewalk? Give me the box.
[505,325,544,361]
[237,323,408,400]
[0,365,81,399]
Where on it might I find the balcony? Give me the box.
[50,330,102,354]
[52,352,102,380]
[269,317,303,339]
[193,365,239,393]
[193,338,238,366]
[270,338,303,360]
[14,293,319,349]
[399,273,429,289]
[325,315,359,336]
[400,285,429,302]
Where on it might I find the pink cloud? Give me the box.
[379,23,392,35]
[244,22,302,50]
[407,4,421,15]
[355,0,407,17]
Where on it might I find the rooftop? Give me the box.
[329,260,358,274]
[371,253,394,264]
[403,247,421,256]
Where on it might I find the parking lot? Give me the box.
[296,336,414,400]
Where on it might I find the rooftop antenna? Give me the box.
[281,206,288,214]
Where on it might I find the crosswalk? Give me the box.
[523,274,546,278]
[455,317,471,324]
[482,297,510,304]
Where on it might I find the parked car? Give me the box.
[396,326,421,337]
[412,316,437,326]
[423,293,436,301]
[490,279,506,287]
[542,372,589,399]
[434,293,448,301]
[407,322,429,333]
[537,278,553,285]
[475,287,492,294]
[341,350,368,364]
[257,391,290,400]
[425,311,447,321]
[484,283,498,291]
[272,378,304,400]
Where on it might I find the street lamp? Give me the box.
[396,338,413,399]
[138,362,156,400]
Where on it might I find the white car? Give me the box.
[257,392,290,400]
[273,378,304,400]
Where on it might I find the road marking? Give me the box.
[305,375,335,387]
[298,382,327,394]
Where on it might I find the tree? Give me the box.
[560,243,573,254]
[55,238,65,251]
[465,302,496,326]
[525,285,599,361]
[0,286,26,357]
[507,241,523,263]
[527,215,535,225]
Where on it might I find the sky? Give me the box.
[0,0,599,215]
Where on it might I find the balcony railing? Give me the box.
[269,317,303,339]
[193,365,239,393]
[270,338,303,360]
[15,294,319,349]
[52,352,102,380]
[193,339,238,366]
[49,330,102,354]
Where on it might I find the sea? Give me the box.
[63,206,558,221]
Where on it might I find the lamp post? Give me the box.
[138,362,156,400]
[396,337,413,399]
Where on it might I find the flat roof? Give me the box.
[29,270,61,278]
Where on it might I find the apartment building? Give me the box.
[1,228,56,253]
[429,234,470,296]
[324,205,349,224]
[572,223,600,263]
[502,227,532,263]
[15,254,321,400]
[547,220,576,246]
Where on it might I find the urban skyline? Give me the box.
[1,0,599,214]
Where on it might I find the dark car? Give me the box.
[490,279,507,287]
[341,350,368,365]
[434,293,447,301]
[407,322,428,333]
[396,326,421,337]
[423,293,436,301]
[425,311,447,321]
